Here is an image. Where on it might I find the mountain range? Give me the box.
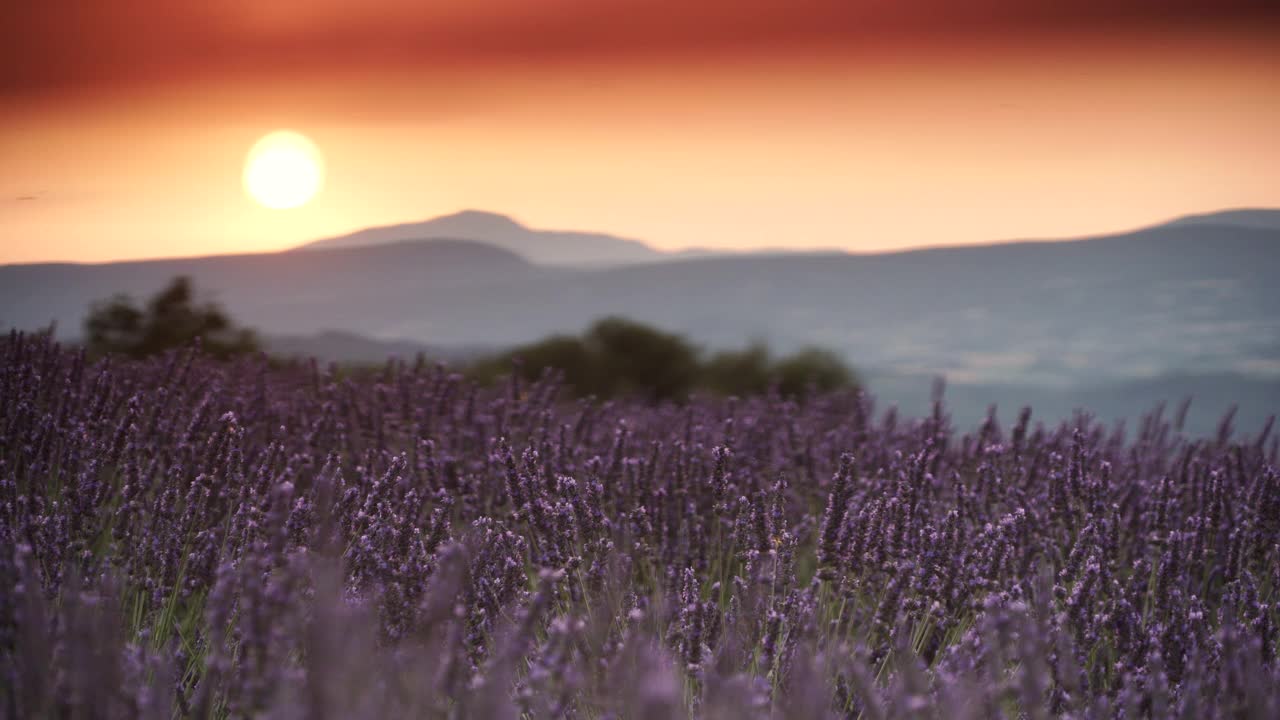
[299,209,666,266]
[3,208,1277,435]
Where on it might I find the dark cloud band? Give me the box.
[3,0,1277,94]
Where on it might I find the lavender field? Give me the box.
[2,333,1277,719]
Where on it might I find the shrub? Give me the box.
[702,342,774,396]
[486,318,857,401]
[771,347,855,397]
[582,316,702,400]
[84,276,257,359]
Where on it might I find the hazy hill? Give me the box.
[298,209,663,266]
[4,210,1279,433]
[1,239,542,342]
[255,331,1280,437]
[1165,208,1280,232]
[864,370,1280,438]
[4,218,1278,384]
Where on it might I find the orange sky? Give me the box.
[1,2,1278,264]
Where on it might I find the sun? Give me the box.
[243,131,324,209]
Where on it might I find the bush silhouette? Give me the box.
[703,343,856,398]
[487,318,700,402]
[85,276,258,359]
[702,343,774,396]
[471,334,600,394]
[771,347,855,397]
[584,317,702,400]
[485,317,856,402]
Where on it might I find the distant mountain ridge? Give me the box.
[296,207,1280,266]
[298,209,663,266]
[3,208,1278,434]
[1164,208,1280,232]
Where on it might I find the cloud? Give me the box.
[4,1,1277,95]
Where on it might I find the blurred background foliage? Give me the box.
[84,277,858,401]
[470,316,857,401]
[84,276,259,360]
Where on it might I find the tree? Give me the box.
[85,276,258,359]
[771,347,855,398]
[583,317,702,401]
[477,334,600,394]
[477,317,858,402]
[492,317,702,401]
[701,343,858,398]
[702,343,773,396]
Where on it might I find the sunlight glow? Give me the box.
[243,130,324,209]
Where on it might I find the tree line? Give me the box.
[82,276,857,400]
[469,317,855,400]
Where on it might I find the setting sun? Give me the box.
[242,130,324,209]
